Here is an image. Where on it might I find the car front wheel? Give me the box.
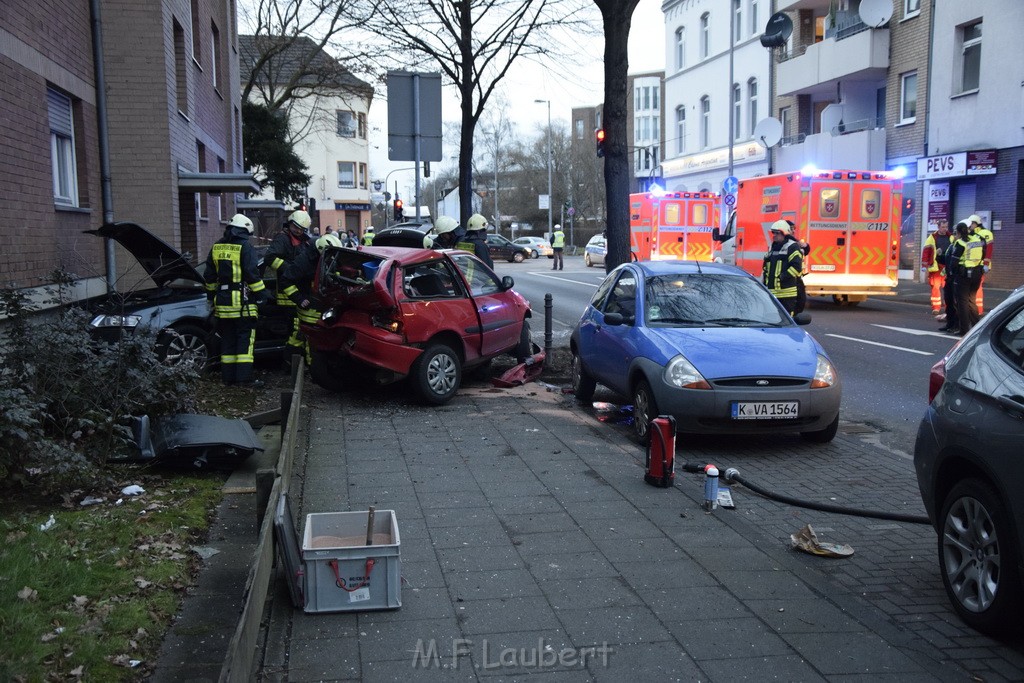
[937,478,1023,635]
[512,252,525,263]
[412,343,461,405]
[584,253,593,267]
[309,349,345,392]
[632,379,659,445]
[158,324,211,371]
[801,413,839,443]
[531,249,539,259]
[571,351,596,402]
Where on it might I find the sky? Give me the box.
[369,0,667,198]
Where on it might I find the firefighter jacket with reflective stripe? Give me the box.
[203,227,266,319]
[551,230,565,248]
[762,238,803,299]
[457,232,493,268]
[974,226,994,267]
[922,232,951,273]
[956,234,985,270]
[265,230,309,306]
[279,242,322,324]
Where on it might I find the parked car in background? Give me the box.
[584,234,607,267]
[913,286,1024,636]
[485,234,529,263]
[570,261,841,445]
[512,236,553,259]
[305,244,533,404]
[84,223,291,370]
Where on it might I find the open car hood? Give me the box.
[85,222,204,287]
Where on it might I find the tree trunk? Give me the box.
[457,0,475,227]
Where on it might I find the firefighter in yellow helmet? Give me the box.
[203,214,271,386]
[279,233,342,365]
[762,219,804,315]
[265,209,313,364]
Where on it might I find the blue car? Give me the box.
[570,261,841,444]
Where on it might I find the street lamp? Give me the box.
[534,99,552,240]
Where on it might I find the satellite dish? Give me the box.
[753,117,783,148]
[760,12,794,48]
[821,104,844,136]
[859,0,893,28]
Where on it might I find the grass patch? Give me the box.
[0,472,225,681]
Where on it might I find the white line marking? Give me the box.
[825,334,934,356]
[526,272,600,288]
[871,324,959,339]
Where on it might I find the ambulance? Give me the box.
[714,169,903,304]
[629,190,721,262]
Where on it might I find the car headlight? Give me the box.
[811,354,837,388]
[90,314,142,328]
[664,354,711,390]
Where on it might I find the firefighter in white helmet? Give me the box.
[431,216,462,249]
[459,213,493,267]
[265,209,313,364]
[763,219,804,315]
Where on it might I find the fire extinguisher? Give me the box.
[644,415,676,488]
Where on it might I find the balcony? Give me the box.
[777,126,887,173]
[777,26,889,97]
[776,0,831,10]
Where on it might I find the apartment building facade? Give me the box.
[627,71,666,193]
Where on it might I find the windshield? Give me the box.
[644,274,789,327]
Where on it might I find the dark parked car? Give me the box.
[913,286,1024,636]
[85,223,291,369]
[485,234,529,263]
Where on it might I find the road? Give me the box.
[493,257,958,455]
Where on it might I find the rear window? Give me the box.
[995,303,1024,370]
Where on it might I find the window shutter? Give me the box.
[48,89,73,136]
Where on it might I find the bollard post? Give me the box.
[544,293,553,359]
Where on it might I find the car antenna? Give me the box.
[694,259,703,274]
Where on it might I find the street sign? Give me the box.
[539,194,550,210]
[724,193,736,206]
[568,207,576,216]
[723,176,739,195]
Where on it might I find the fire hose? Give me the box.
[678,462,931,526]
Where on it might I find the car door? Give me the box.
[398,259,479,355]
[578,269,638,396]
[485,235,511,261]
[449,253,522,357]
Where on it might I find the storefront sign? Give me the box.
[926,181,950,230]
[334,202,370,211]
[917,153,965,180]
[661,142,766,176]
[966,150,997,175]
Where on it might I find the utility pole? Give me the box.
[535,99,552,238]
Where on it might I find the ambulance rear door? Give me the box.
[629,194,654,261]
[805,177,854,276]
[848,180,899,283]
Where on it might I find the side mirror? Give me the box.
[501,275,514,291]
[793,312,812,325]
[603,312,625,326]
[712,227,722,242]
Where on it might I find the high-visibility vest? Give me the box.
[957,236,984,269]
[551,230,565,248]
[922,232,950,273]
[974,226,994,267]
[362,232,374,246]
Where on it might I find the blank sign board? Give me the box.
[387,71,443,162]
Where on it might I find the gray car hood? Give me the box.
[85,222,204,287]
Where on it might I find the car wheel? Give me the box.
[309,349,345,393]
[512,252,525,263]
[800,413,839,443]
[531,249,539,259]
[515,319,532,363]
[158,324,211,371]
[571,350,596,403]
[632,379,658,446]
[412,343,461,405]
[937,479,1023,635]
[584,253,593,267]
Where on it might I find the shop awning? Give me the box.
[177,168,260,193]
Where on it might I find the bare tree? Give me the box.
[366,0,595,225]
[593,0,639,271]
[474,99,517,231]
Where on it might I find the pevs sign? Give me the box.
[918,149,998,180]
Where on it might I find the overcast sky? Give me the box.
[370,0,666,196]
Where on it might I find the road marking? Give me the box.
[527,272,600,288]
[871,324,959,339]
[825,334,933,356]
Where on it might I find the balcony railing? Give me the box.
[830,116,885,136]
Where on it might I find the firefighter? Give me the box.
[265,209,312,363]
[460,213,494,268]
[763,219,804,315]
[361,227,375,245]
[922,219,952,317]
[550,224,565,270]
[953,220,985,336]
[967,215,993,315]
[279,233,342,364]
[203,214,270,386]
[431,216,462,249]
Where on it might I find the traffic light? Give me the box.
[394,198,404,221]
[596,128,606,158]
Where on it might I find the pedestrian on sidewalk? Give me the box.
[952,220,985,335]
[922,219,951,317]
[938,234,961,333]
[550,224,565,270]
[968,214,993,315]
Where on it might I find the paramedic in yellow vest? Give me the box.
[967,215,993,315]
[921,219,951,316]
[203,214,270,386]
[953,220,985,336]
[362,227,375,245]
[762,219,804,315]
[265,209,312,362]
[550,224,565,270]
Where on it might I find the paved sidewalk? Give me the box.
[255,382,991,681]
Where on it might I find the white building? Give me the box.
[661,0,770,192]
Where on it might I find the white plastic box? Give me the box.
[301,510,401,613]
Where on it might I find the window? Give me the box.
[336,110,356,137]
[643,86,650,110]
[357,112,367,138]
[575,119,584,139]
[676,106,686,154]
[634,87,641,111]
[819,188,841,218]
[700,13,710,58]
[675,28,685,70]
[359,163,368,189]
[733,0,742,43]
[190,0,201,63]
[196,141,207,219]
[173,19,188,115]
[780,106,791,138]
[210,21,221,91]
[652,87,659,110]
[959,21,982,93]
[732,84,741,140]
[748,79,758,137]
[905,0,920,17]
[860,190,882,219]
[750,0,758,36]
[337,161,355,188]
[700,96,710,149]
[900,71,917,123]
[48,88,78,206]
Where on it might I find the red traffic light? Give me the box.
[596,128,606,158]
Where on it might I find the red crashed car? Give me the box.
[303,245,533,404]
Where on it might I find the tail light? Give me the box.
[928,358,946,404]
[371,310,403,334]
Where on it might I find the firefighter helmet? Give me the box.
[315,233,342,252]
[467,213,488,231]
[288,210,312,230]
[228,213,254,234]
[770,219,793,235]
[433,216,459,235]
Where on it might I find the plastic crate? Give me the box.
[301,510,401,613]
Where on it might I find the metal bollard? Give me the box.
[703,465,719,511]
[544,293,553,359]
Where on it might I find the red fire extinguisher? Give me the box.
[644,415,676,488]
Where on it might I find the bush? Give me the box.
[0,284,199,496]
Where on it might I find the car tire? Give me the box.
[632,379,658,446]
[531,249,539,259]
[571,350,596,403]
[158,324,211,371]
[584,253,593,267]
[309,349,345,393]
[515,320,532,363]
[412,343,461,405]
[800,413,839,443]
[512,252,525,263]
[937,478,1023,636]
